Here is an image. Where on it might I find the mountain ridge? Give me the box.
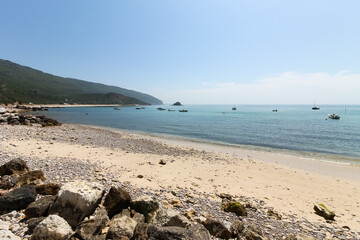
[0,59,163,105]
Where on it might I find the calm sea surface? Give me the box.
[41,105,360,161]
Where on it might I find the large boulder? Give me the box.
[202,218,232,239]
[103,186,131,218]
[75,208,109,240]
[107,214,137,239]
[35,183,60,195]
[0,158,29,176]
[131,196,159,223]
[0,185,37,211]
[31,215,74,240]
[25,195,57,219]
[49,181,105,228]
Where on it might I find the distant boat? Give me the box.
[232,107,237,110]
[272,109,278,112]
[168,109,176,111]
[136,107,141,110]
[140,107,146,109]
[312,102,320,110]
[157,107,166,111]
[114,107,121,110]
[179,109,188,112]
[328,113,340,119]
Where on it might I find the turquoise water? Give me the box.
[42,105,360,160]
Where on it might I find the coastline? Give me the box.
[78,123,360,167]
[1,123,360,234]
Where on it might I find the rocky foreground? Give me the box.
[0,110,359,239]
[0,157,345,240]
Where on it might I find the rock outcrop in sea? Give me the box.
[172,102,182,106]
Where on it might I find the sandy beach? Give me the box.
[1,123,360,238]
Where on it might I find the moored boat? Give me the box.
[179,109,188,112]
[113,107,120,110]
[328,113,340,119]
[157,107,166,111]
[312,102,320,110]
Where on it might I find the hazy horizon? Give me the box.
[1,1,360,104]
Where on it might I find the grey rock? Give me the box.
[147,225,201,240]
[131,196,159,223]
[0,229,21,240]
[0,158,29,177]
[26,217,46,234]
[132,223,149,240]
[132,212,145,224]
[165,214,191,228]
[285,234,320,240]
[202,218,232,239]
[0,175,18,190]
[107,214,137,239]
[188,223,211,240]
[103,186,131,218]
[75,208,109,240]
[230,221,245,237]
[31,215,74,240]
[0,185,37,211]
[151,208,178,226]
[49,181,104,229]
[25,195,57,219]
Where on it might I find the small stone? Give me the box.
[222,201,247,216]
[314,204,335,220]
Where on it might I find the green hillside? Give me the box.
[0,59,163,105]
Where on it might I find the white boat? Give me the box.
[328,113,340,119]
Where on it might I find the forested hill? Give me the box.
[0,59,163,105]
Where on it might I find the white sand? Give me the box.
[2,125,360,232]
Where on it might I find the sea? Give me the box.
[40,105,360,163]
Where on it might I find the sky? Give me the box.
[1,0,360,104]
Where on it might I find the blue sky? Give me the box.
[1,1,360,104]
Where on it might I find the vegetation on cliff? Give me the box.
[0,59,163,105]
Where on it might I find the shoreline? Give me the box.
[76,123,360,167]
[1,123,360,234]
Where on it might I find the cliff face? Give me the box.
[0,59,163,105]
